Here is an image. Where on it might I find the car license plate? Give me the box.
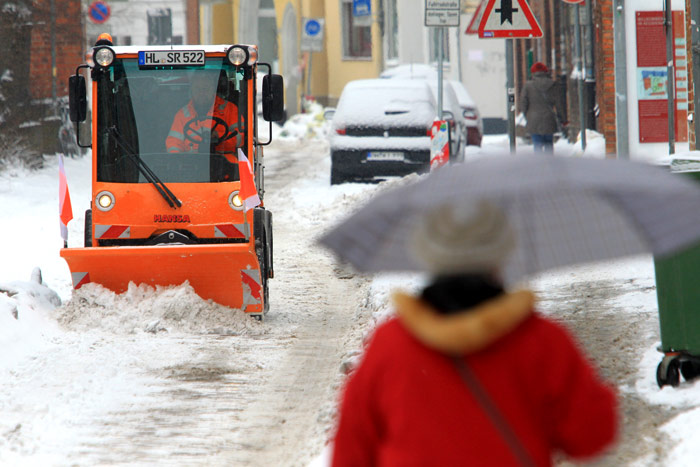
[367,151,404,161]
[138,50,205,67]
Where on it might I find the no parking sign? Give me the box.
[88,1,111,24]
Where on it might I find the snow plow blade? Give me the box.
[60,244,264,314]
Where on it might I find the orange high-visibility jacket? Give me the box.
[166,96,241,159]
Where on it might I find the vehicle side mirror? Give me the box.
[262,74,285,122]
[69,75,87,123]
[442,110,454,121]
[323,108,336,121]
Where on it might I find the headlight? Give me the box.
[227,46,248,66]
[96,191,115,211]
[228,190,243,211]
[93,47,115,68]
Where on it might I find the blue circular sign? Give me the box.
[305,19,321,37]
[88,1,110,24]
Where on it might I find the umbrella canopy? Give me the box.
[318,155,700,284]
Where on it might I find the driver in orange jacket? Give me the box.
[166,72,241,161]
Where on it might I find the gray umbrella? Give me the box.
[318,155,700,284]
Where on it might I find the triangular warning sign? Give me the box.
[465,0,487,35]
[478,0,543,38]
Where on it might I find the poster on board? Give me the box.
[635,10,688,144]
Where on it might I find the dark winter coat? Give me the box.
[521,72,563,135]
[332,290,618,466]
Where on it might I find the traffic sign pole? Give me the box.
[506,39,516,154]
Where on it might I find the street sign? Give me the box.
[353,0,372,26]
[301,18,324,52]
[88,1,110,24]
[478,0,543,38]
[425,0,460,27]
[353,0,371,17]
[465,0,487,35]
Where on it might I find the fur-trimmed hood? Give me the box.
[392,290,535,355]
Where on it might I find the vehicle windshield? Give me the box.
[94,57,249,183]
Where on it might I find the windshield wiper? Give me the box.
[107,126,182,208]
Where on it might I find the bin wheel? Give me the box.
[656,357,681,388]
[681,360,700,381]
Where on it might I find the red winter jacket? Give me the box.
[332,291,618,466]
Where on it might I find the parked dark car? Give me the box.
[326,79,436,185]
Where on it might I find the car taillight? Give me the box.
[426,127,432,136]
[336,128,347,135]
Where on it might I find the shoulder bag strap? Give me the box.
[451,356,536,467]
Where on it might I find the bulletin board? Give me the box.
[635,11,688,143]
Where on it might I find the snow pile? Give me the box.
[0,270,62,371]
[278,99,331,141]
[56,282,265,336]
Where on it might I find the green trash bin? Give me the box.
[654,159,700,387]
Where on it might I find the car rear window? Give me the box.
[334,83,435,128]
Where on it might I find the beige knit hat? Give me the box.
[410,201,516,275]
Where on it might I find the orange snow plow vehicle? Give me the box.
[61,35,284,317]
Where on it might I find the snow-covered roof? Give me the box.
[333,79,436,128]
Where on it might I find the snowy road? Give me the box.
[1,135,377,466]
[7,128,700,466]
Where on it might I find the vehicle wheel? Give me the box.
[657,357,681,388]
[84,209,92,247]
[681,360,700,381]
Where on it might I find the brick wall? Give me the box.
[595,0,616,155]
[29,0,84,100]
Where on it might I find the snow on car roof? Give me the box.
[333,79,436,128]
[449,80,476,107]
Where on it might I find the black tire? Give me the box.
[668,360,681,387]
[84,209,92,247]
[656,361,666,388]
[681,360,700,381]
[260,231,270,314]
[657,357,681,388]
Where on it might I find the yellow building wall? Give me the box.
[323,0,383,105]
[212,3,233,44]
[209,0,383,111]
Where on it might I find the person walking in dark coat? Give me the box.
[521,62,564,154]
[332,202,618,466]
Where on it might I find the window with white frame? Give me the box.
[341,0,372,59]
[428,27,450,63]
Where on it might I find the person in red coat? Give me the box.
[331,202,618,466]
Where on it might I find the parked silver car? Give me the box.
[380,64,483,147]
[326,79,436,185]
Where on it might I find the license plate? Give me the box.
[138,50,205,67]
[367,151,404,161]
